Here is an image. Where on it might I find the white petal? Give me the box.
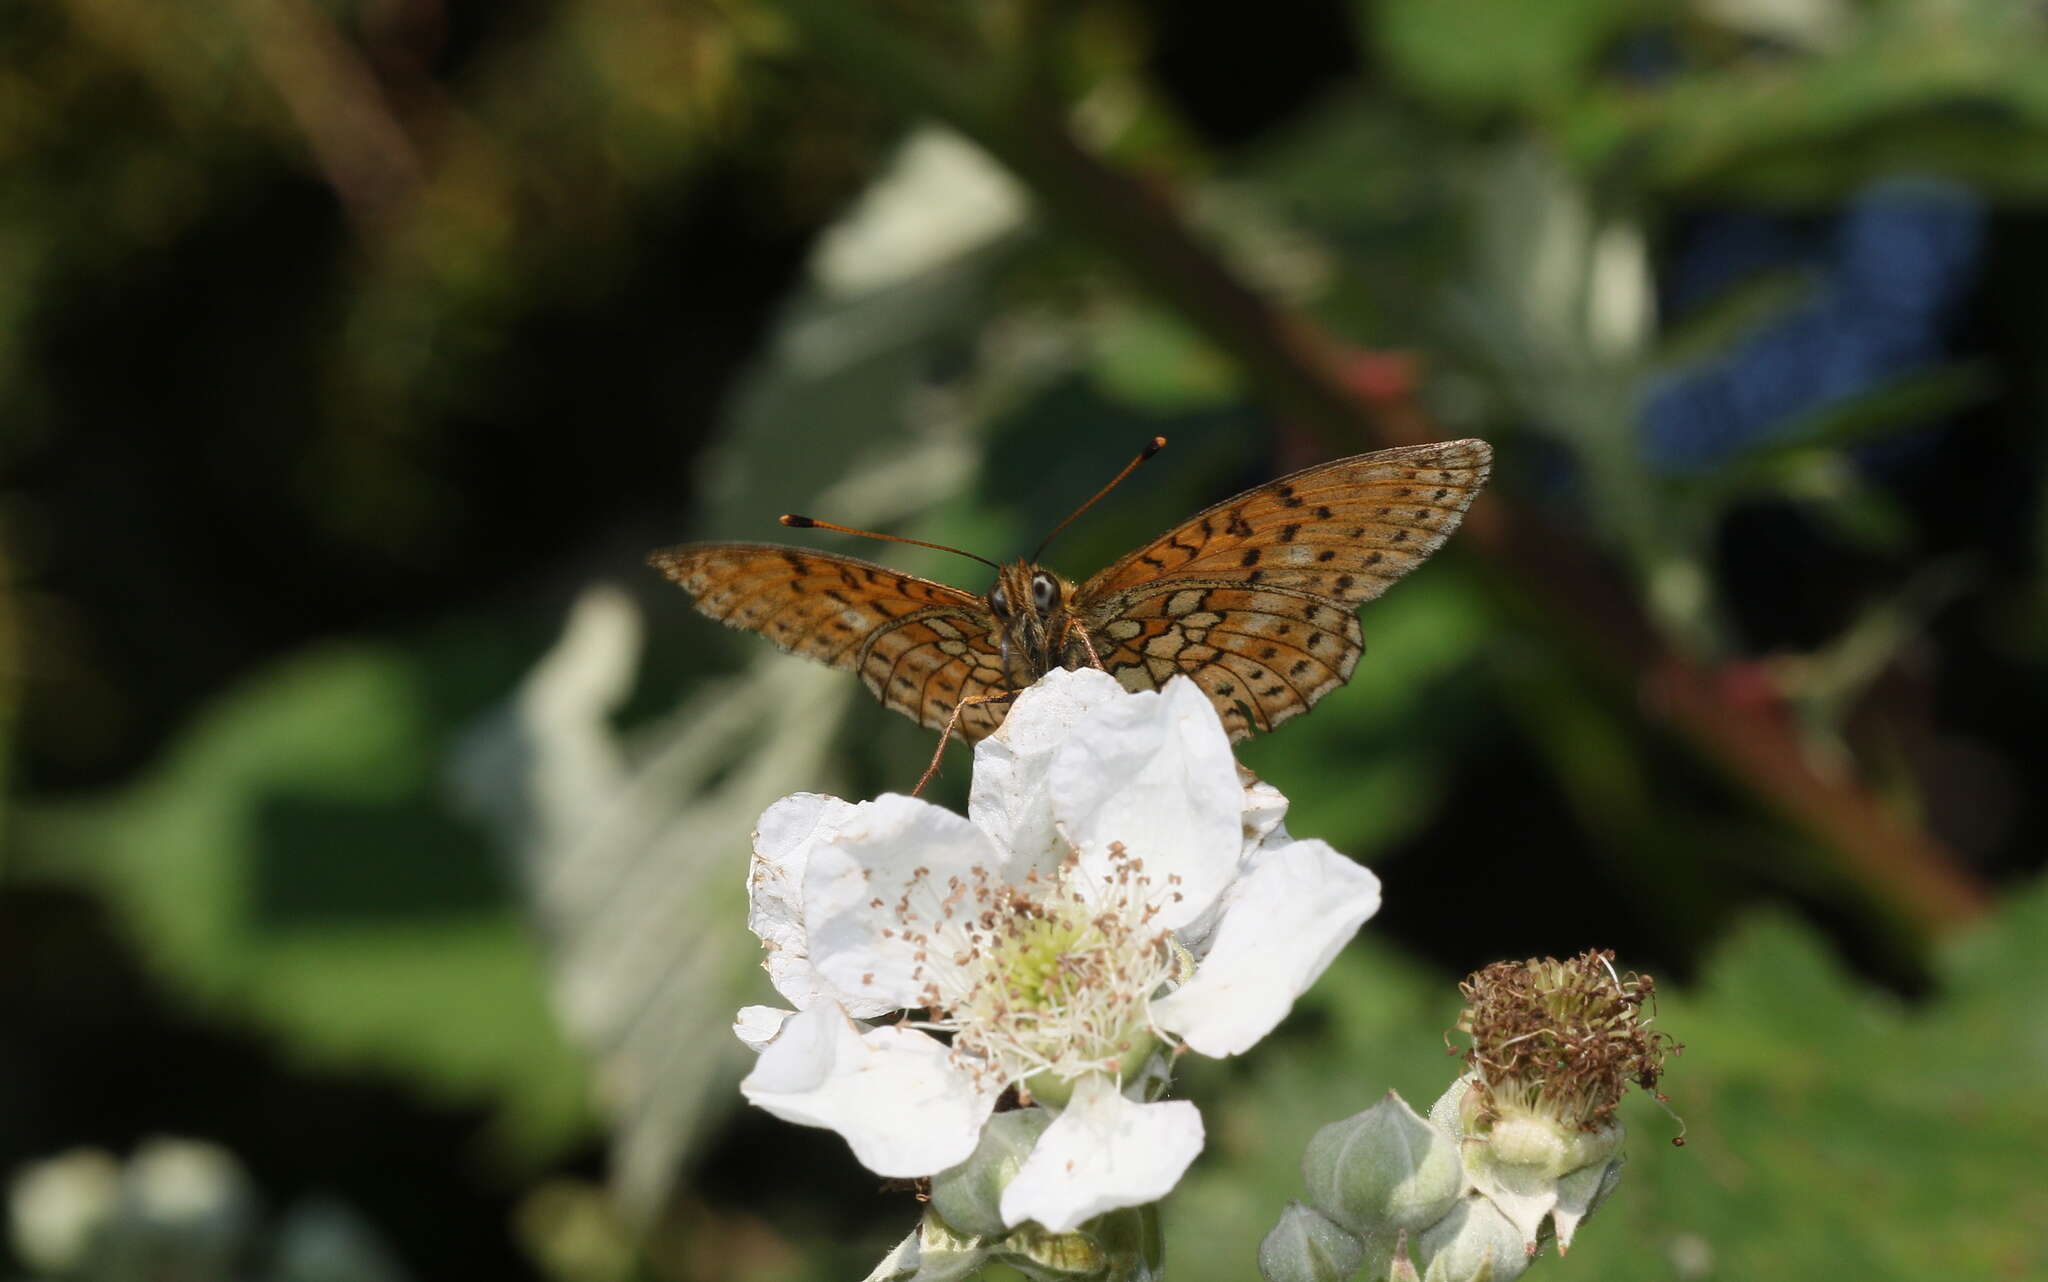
[1152,839,1381,1056]
[969,668,1128,867]
[750,794,899,1016]
[1049,677,1242,928]
[998,1074,1204,1232]
[1174,769,1296,957]
[802,794,1005,1009]
[1238,771,1292,855]
[741,1004,999,1178]
[734,1005,793,1052]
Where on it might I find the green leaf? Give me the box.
[1366,0,1640,114]
[1088,302,1244,413]
[1561,5,2048,199]
[20,633,590,1156]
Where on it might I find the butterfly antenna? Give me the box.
[1032,436,1167,562]
[779,514,1000,570]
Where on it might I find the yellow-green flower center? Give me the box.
[905,845,1177,1096]
[994,913,1094,1012]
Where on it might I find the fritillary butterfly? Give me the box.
[648,438,1491,750]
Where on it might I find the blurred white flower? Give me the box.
[736,668,1382,1232]
[8,1147,120,1276]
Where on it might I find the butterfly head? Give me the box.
[987,560,1079,685]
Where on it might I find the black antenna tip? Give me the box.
[1142,436,1167,458]
[780,514,815,528]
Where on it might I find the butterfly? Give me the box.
[648,438,1491,768]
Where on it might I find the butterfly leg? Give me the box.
[915,689,1017,796]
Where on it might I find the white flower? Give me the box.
[736,668,1382,1232]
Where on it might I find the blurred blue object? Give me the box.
[1661,210,1822,317]
[1643,177,1985,474]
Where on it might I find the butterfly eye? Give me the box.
[1031,573,1059,612]
[989,585,1009,619]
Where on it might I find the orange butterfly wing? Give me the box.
[1076,440,1493,739]
[647,544,1013,739]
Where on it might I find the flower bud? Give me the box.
[1258,1201,1367,1282]
[928,1108,1052,1238]
[1302,1092,1462,1236]
[1415,1196,1528,1282]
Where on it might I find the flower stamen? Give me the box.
[882,842,1177,1096]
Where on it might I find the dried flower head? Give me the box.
[1420,950,1682,1256]
[1454,949,1678,1136]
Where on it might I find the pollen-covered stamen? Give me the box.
[887,841,1177,1091]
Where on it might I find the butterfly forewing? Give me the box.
[647,544,1010,734]
[1081,440,1492,604]
[1075,440,1491,738]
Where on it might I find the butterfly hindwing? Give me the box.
[648,543,1011,735]
[1080,440,1492,607]
[859,610,1013,739]
[1084,583,1364,740]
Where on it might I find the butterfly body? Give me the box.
[649,439,1491,744]
[986,560,1094,687]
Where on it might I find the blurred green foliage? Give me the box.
[6,0,2048,1279]
[20,627,590,1154]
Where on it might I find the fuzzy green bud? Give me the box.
[929,1109,1053,1238]
[1258,1202,1367,1282]
[1302,1092,1462,1236]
